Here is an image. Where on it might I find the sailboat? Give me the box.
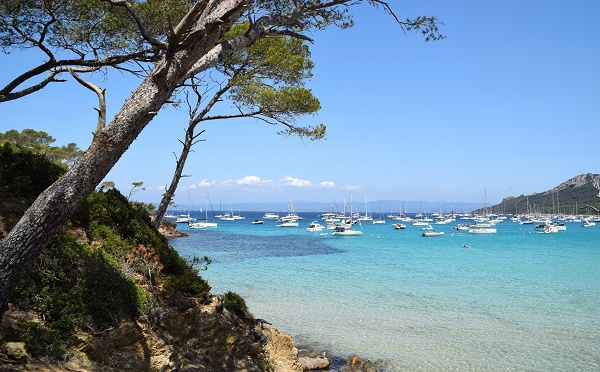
[331,193,362,236]
[469,189,497,234]
[358,197,373,221]
[373,202,386,224]
[176,191,194,223]
[279,197,300,224]
[189,189,218,229]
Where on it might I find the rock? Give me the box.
[262,326,303,372]
[299,355,330,371]
[361,360,377,372]
[1,342,28,364]
[348,354,361,366]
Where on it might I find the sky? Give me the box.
[1,0,599,211]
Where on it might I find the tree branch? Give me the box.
[266,29,314,43]
[69,70,107,133]
[102,0,168,49]
[0,50,158,103]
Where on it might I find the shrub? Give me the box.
[223,291,248,314]
[13,235,151,359]
[162,267,211,297]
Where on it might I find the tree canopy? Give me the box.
[0,0,443,102]
[153,22,324,226]
[0,129,84,166]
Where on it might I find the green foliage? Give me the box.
[215,23,324,140]
[163,266,211,297]
[98,181,116,191]
[74,189,189,275]
[16,320,67,359]
[0,129,83,166]
[223,291,248,314]
[14,235,148,359]
[4,165,209,360]
[127,181,145,200]
[0,142,65,201]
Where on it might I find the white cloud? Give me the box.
[189,179,213,189]
[282,176,313,187]
[318,181,336,189]
[223,176,272,186]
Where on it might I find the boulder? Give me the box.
[1,342,28,364]
[299,354,330,371]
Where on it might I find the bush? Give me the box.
[0,142,65,201]
[223,291,248,314]
[162,267,211,297]
[14,235,150,359]
[16,320,67,360]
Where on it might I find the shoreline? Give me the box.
[162,224,386,372]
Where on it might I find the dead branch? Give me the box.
[69,70,107,133]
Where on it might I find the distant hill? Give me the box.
[490,173,600,215]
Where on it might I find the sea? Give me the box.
[170,212,600,371]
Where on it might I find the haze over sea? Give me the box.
[171,212,600,371]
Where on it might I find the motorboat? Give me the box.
[278,220,299,227]
[331,226,362,236]
[327,219,354,230]
[468,227,497,234]
[307,221,325,232]
[422,230,444,237]
[216,213,235,221]
[539,225,558,233]
[188,221,217,229]
[252,219,264,225]
[582,220,596,227]
[188,221,207,229]
[262,212,279,219]
[393,223,406,230]
[176,214,193,223]
[451,224,470,231]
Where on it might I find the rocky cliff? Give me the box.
[492,173,600,214]
[1,295,302,371]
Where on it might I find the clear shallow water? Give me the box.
[171,213,600,371]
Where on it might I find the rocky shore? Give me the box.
[157,220,188,239]
[1,299,382,372]
[1,224,384,372]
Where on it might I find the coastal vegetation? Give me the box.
[0,141,286,370]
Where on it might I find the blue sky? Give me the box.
[1,0,599,210]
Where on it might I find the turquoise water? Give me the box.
[171,213,600,371]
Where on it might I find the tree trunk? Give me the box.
[0,0,247,315]
[152,127,195,228]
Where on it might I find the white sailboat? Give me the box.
[189,189,218,229]
[263,203,280,219]
[279,197,300,223]
[469,189,496,234]
[373,202,386,224]
[358,197,373,221]
[331,193,362,236]
[176,191,194,223]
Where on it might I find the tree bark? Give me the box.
[0,0,247,315]
[152,128,196,228]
